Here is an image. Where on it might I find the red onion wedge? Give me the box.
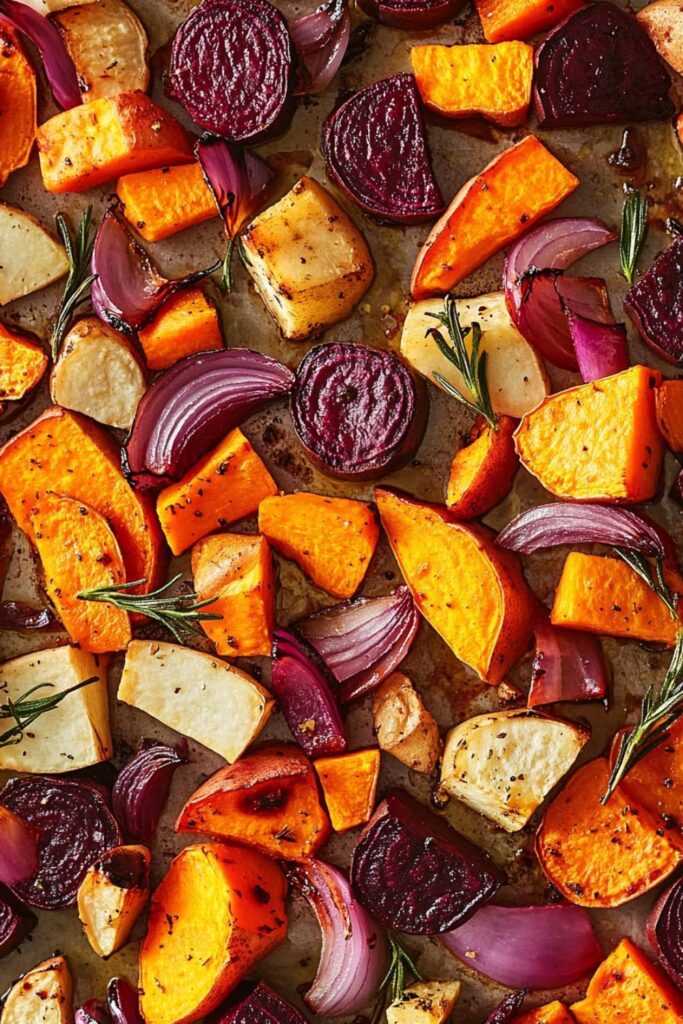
[442,903,602,989]
[497,502,668,557]
[297,585,421,703]
[195,136,274,238]
[286,858,389,1017]
[484,991,527,1024]
[76,1004,111,1024]
[271,630,348,758]
[124,349,294,490]
[92,203,220,334]
[0,886,36,958]
[108,978,144,1024]
[112,738,188,844]
[322,74,443,224]
[357,0,463,29]
[0,806,39,887]
[216,981,309,1023]
[648,876,683,990]
[529,615,608,707]
[0,0,80,109]
[566,310,629,383]
[289,0,350,95]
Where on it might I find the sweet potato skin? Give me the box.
[0,24,36,188]
[446,415,518,519]
[536,758,682,908]
[117,162,217,242]
[571,938,683,1023]
[512,1003,575,1024]
[656,378,683,455]
[375,487,535,683]
[314,748,380,833]
[0,321,47,401]
[258,492,379,599]
[138,287,224,371]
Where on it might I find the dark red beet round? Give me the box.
[351,789,503,935]
[291,342,428,480]
[625,236,683,365]
[0,776,121,909]
[358,0,463,29]
[534,3,674,128]
[0,885,36,957]
[214,981,308,1023]
[647,876,683,989]
[166,0,293,142]
[322,74,444,224]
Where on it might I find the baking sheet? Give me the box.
[1,1,683,1019]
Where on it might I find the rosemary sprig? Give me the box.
[50,206,96,359]
[619,189,648,285]
[77,573,222,643]
[426,295,497,430]
[614,548,678,619]
[370,934,423,1024]
[0,677,98,747]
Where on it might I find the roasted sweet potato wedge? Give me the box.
[446,415,518,519]
[0,24,36,188]
[0,321,47,402]
[474,0,583,41]
[609,719,683,837]
[571,938,683,1023]
[314,749,380,833]
[512,1003,575,1024]
[137,287,223,370]
[117,163,217,242]
[78,844,150,958]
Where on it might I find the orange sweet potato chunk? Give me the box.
[656,379,683,455]
[117,162,217,242]
[0,322,47,401]
[140,841,287,1024]
[137,287,224,371]
[176,744,330,860]
[610,719,683,838]
[191,532,274,657]
[475,0,584,41]
[157,427,277,556]
[258,492,379,599]
[571,938,683,1024]
[375,487,535,684]
[551,551,679,646]
[446,415,518,519]
[0,24,36,188]
[515,366,664,502]
[536,758,682,908]
[37,91,193,193]
[512,1003,575,1024]
[314,748,380,833]
[411,136,578,299]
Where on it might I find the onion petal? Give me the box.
[566,310,629,382]
[0,0,80,109]
[297,585,421,703]
[112,738,188,844]
[76,1003,112,1024]
[124,349,294,490]
[648,876,683,990]
[484,991,527,1024]
[108,978,143,1024]
[286,859,389,1016]
[289,0,350,95]
[0,886,36,958]
[271,630,347,757]
[0,807,39,887]
[442,903,602,990]
[0,601,56,631]
[195,136,275,238]
[497,502,669,557]
[529,613,608,707]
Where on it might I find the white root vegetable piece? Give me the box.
[400,291,549,418]
[636,0,683,75]
[1,955,74,1024]
[50,317,146,429]
[19,0,88,12]
[55,0,150,102]
[241,176,374,341]
[77,844,150,958]
[372,671,442,774]
[386,980,461,1024]
[440,708,589,832]
[0,204,68,305]
[118,640,275,762]
[0,646,112,773]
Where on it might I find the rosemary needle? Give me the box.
[619,188,648,285]
[371,935,422,1024]
[426,295,497,430]
[50,206,96,359]
[0,677,98,747]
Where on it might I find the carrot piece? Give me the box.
[656,379,683,455]
[609,719,683,838]
[175,744,331,860]
[551,551,679,646]
[536,758,682,908]
[191,533,274,657]
[37,91,193,194]
[474,0,584,41]
[0,321,47,401]
[375,487,535,684]
[515,366,664,502]
[411,42,533,127]
[314,749,380,833]
[117,162,217,242]
[140,841,287,1024]
[0,406,164,593]
[137,287,223,371]
[0,24,36,188]
[258,492,379,599]
[570,938,683,1023]
[512,1003,575,1024]
[156,427,277,556]
[446,415,518,519]
[30,493,130,653]
[411,136,578,299]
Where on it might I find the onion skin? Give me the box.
[289,0,350,95]
[112,738,188,844]
[647,876,683,990]
[0,885,36,958]
[497,502,668,557]
[567,312,629,382]
[357,0,463,29]
[0,0,80,109]
[214,981,309,1022]
[0,806,39,887]
[108,978,144,1024]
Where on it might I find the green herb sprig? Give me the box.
[370,935,423,1024]
[614,548,677,619]
[77,573,222,643]
[0,677,98,748]
[426,295,497,430]
[620,189,648,285]
[50,207,96,359]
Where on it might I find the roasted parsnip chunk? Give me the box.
[373,672,442,774]
[77,844,150,958]
[1,955,73,1024]
[55,0,150,101]
[387,980,461,1024]
[0,204,68,305]
[636,0,683,75]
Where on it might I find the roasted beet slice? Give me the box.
[291,342,427,480]
[0,885,36,957]
[358,0,463,29]
[534,3,674,128]
[625,236,683,365]
[0,776,121,909]
[322,74,443,224]
[215,981,308,1023]
[166,0,293,141]
[351,789,503,934]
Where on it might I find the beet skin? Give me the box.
[625,236,683,365]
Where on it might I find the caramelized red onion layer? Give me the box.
[112,738,188,844]
[497,502,668,557]
[76,1004,111,1024]
[0,0,80,108]
[195,136,275,238]
[107,978,144,1024]
[0,886,36,958]
[0,602,56,631]
[289,0,350,95]
[567,310,628,382]
[484,991,527,1024]
[529,616,608,707]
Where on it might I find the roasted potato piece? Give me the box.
[387,980,461,1024]
[1,955,73,1024]
[55,0,150,101]
[50,317,146,430]
[77,844,150,958]
[0,203,68,304]
[636,0,683,75]
[440,709,589,831]
[373,672,442,774]
[242,176,373,341]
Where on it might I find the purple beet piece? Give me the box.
[214,981,309,1023]
[322,74,443,224]
[271,631,347,758]
[108,978,143,1024]
[625,236,683,365]
[483,991,527,1024]
[0,776,121,909]
[358,0,463,29]
[0,885,36,957]
[534,3,674,128]
[291,342,428,480]
[166,0,293,142]
[351,789,503,935]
